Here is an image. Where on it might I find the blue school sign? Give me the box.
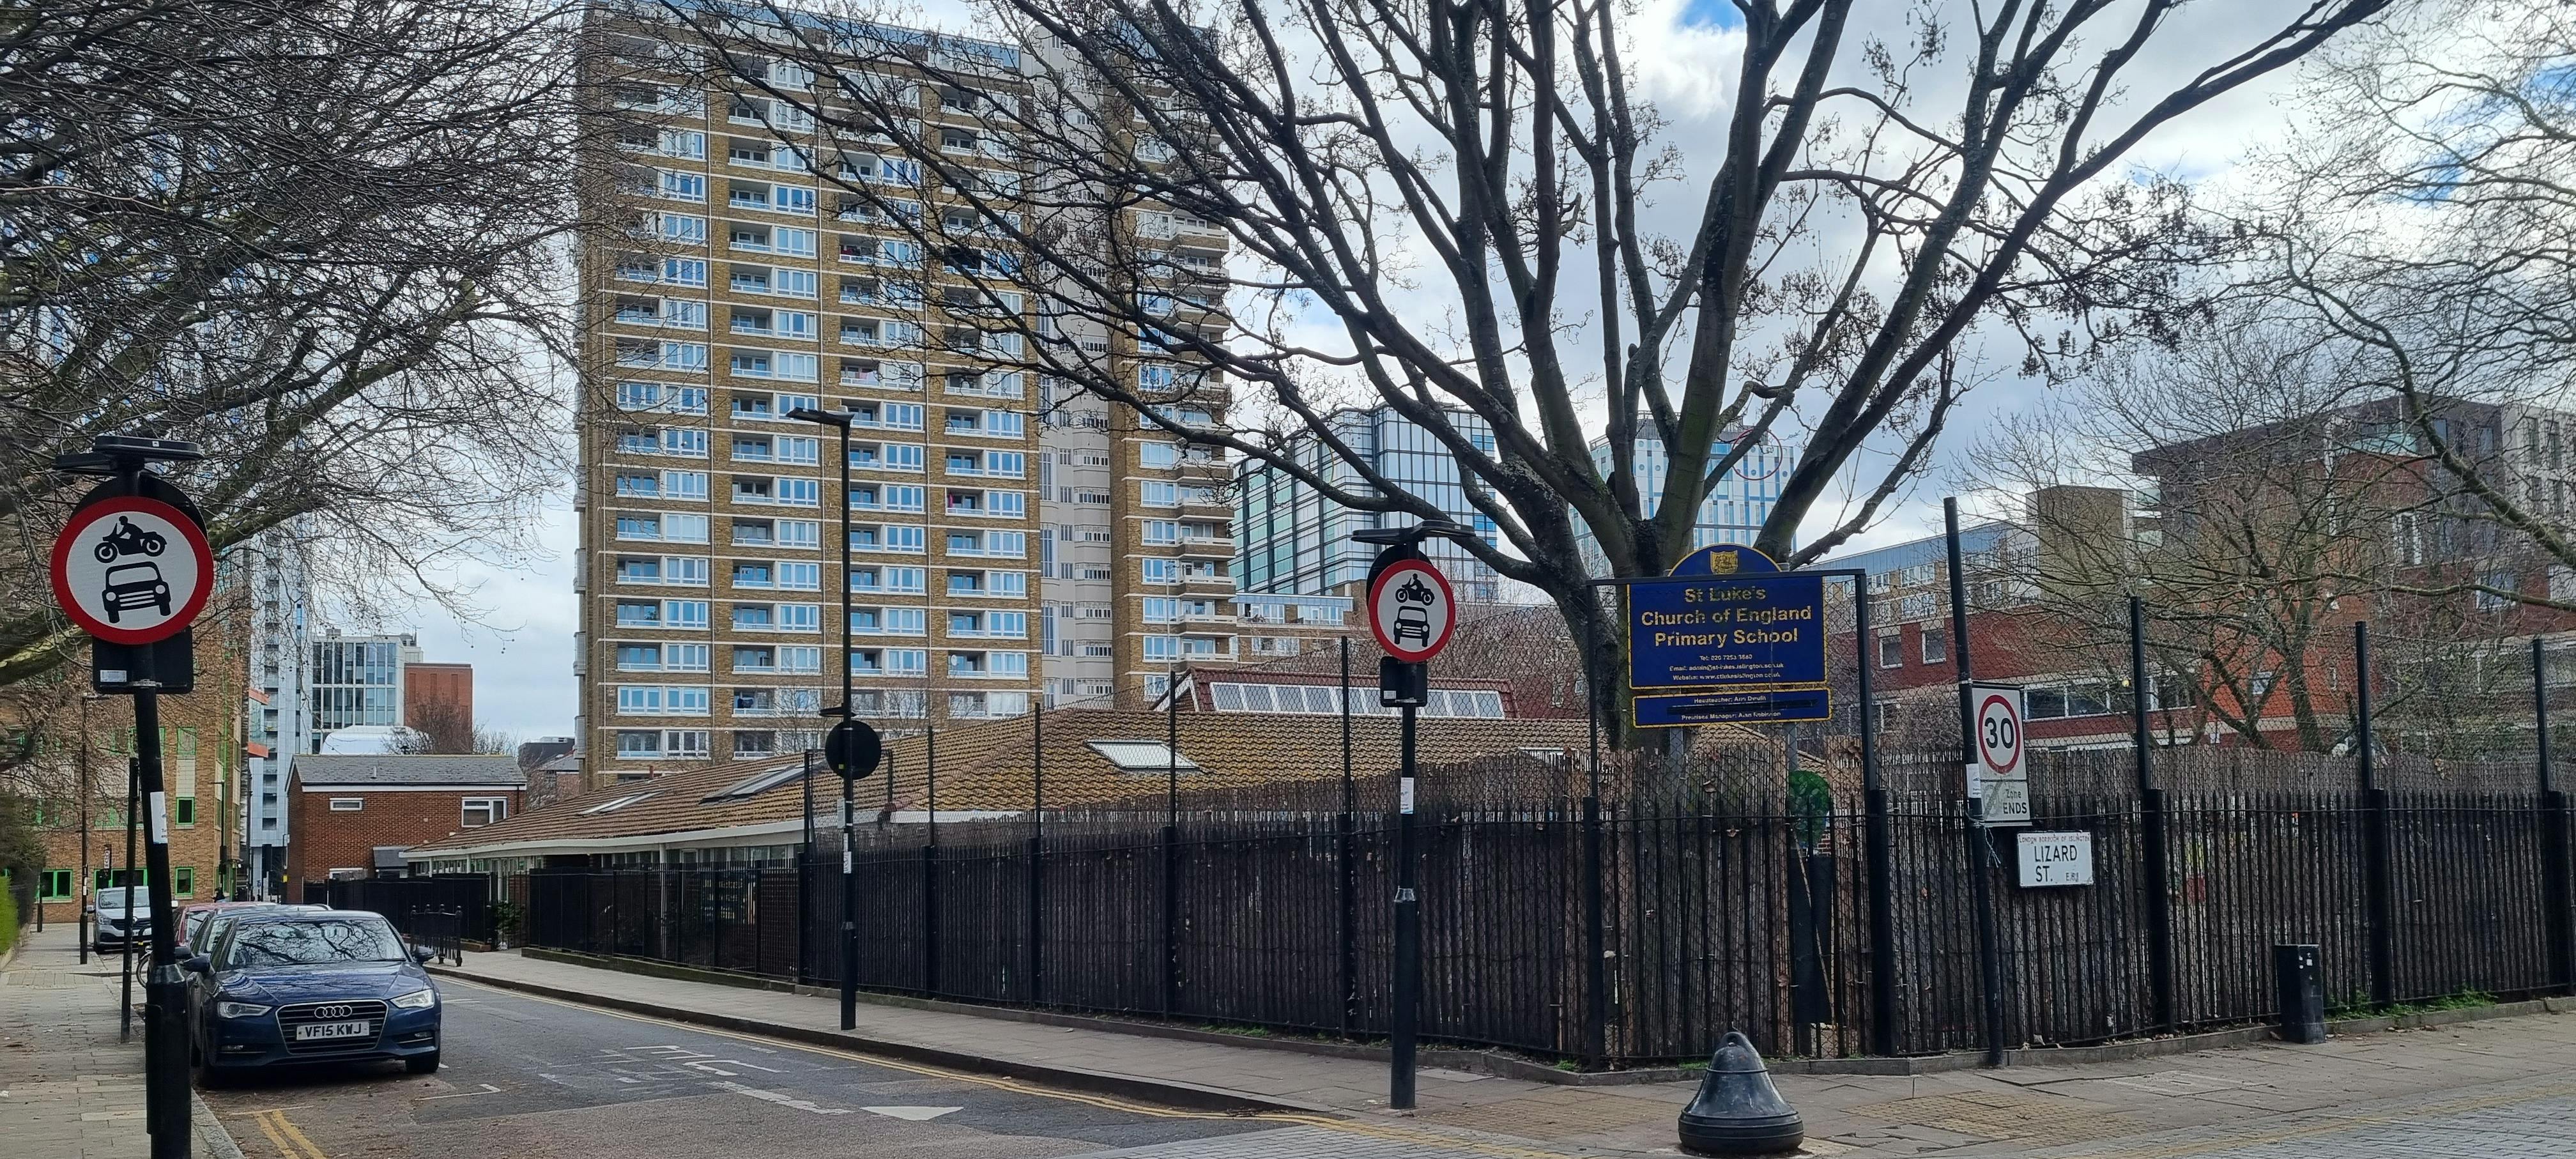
[1626,546,1830,726]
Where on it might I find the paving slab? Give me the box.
[0,925,242,1159]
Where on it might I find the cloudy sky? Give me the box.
[399,0,2376,741]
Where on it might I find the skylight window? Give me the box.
[1086,741,1199,773]
[582,791,659,815]
[702,764,806,802]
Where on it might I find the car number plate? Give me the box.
[295,1020,370,1041]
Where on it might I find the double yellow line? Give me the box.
[247,1107,326,1159]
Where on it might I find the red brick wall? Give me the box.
[403,663,473,730]
[287,785,521,901]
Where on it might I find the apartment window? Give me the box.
[461,799,508,828]
[1139,443,1179,468]
[37,870,71,901]
[1143,559,1179,585]
[329,798,365,811]
[1144,520,1178,545]
[1877,634,1902,668]
[1140,481,1177,507]
[174,797,195,827]
[665,599,709,627]
[172,868,194,898]
[1920,627,1948,666]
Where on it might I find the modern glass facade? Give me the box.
[1577,427,1794,574]
[309,633,410,745]
[1234,408,1504,602]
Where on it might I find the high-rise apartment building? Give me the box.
[1577,427,1793,574]
[240,530,310,892]
[574,9,1266,774]
[1235,408,1506,603]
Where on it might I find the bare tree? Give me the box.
[1970,312,2525,755]
[2250,2,2576,615]
[0,0,591,689]
[632,0,2392,733]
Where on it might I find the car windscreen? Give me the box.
[220,918,406,969]
[96,888,146,911]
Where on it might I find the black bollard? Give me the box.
[2274,943,2326,1045]
[1678,1031,1804,1155]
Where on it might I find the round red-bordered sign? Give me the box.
[1976,692,2023,776]
[1367,558,1457,664]
[49,495,216,645]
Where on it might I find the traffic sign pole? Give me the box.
[1357,537,1460,1112]
[824,718,882,1032]
[50,438,210,1159]
[1945,498,2007,1068]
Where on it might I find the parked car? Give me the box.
[186,911,441,1086]
[180,901,275,951]
[92,886,151,953]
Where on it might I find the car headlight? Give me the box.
[389,988,438,1010]
[214,1001,272,1019]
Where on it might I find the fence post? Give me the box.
[2132,597,2177,1032]
[921,843,939,995]
[2537,639,2575,993]
[1338,636,1356,1036]
[1028,700,1044,1006]
[1582,611,1608,1066]
[1162,822,1181,1017]
[2356,622,2397,1008]
[1855,578,1899,1056]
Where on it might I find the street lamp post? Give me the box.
[788,406,860,1031]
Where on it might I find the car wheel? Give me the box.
[190,1046,226,1089]
[405,1053,440,1075]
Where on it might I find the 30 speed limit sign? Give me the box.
[1967,684,2030,827]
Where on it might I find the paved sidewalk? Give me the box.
[0,924,240,1158]
[438,948,2576,1157]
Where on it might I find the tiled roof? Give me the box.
[288,754,525,788]
[406,709,1601,857]
[870,709,1599,814]
[404,753,817,857]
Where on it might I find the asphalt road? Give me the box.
[197,978,1284,1159]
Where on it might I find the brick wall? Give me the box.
[286,785,521,902]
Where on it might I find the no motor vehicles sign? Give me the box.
[49,496,215,646]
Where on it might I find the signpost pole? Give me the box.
[1946,498,2006,1067]
[1353,525,1463,1110]
[1391,699,1421,1109]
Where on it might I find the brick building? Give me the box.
[284,754,523,897]
[401,660,475,744]
[22,596,249,924]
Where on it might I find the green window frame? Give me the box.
[38,869,72,901]
[95,868,141,891]
[173,797,195,827]
[172,868,194,898]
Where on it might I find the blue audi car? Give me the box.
[185,910,441,1085]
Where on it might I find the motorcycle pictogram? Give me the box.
[1394,576,1435,604]
[92,516,167,564]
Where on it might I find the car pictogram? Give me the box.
[102,562,171,622]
